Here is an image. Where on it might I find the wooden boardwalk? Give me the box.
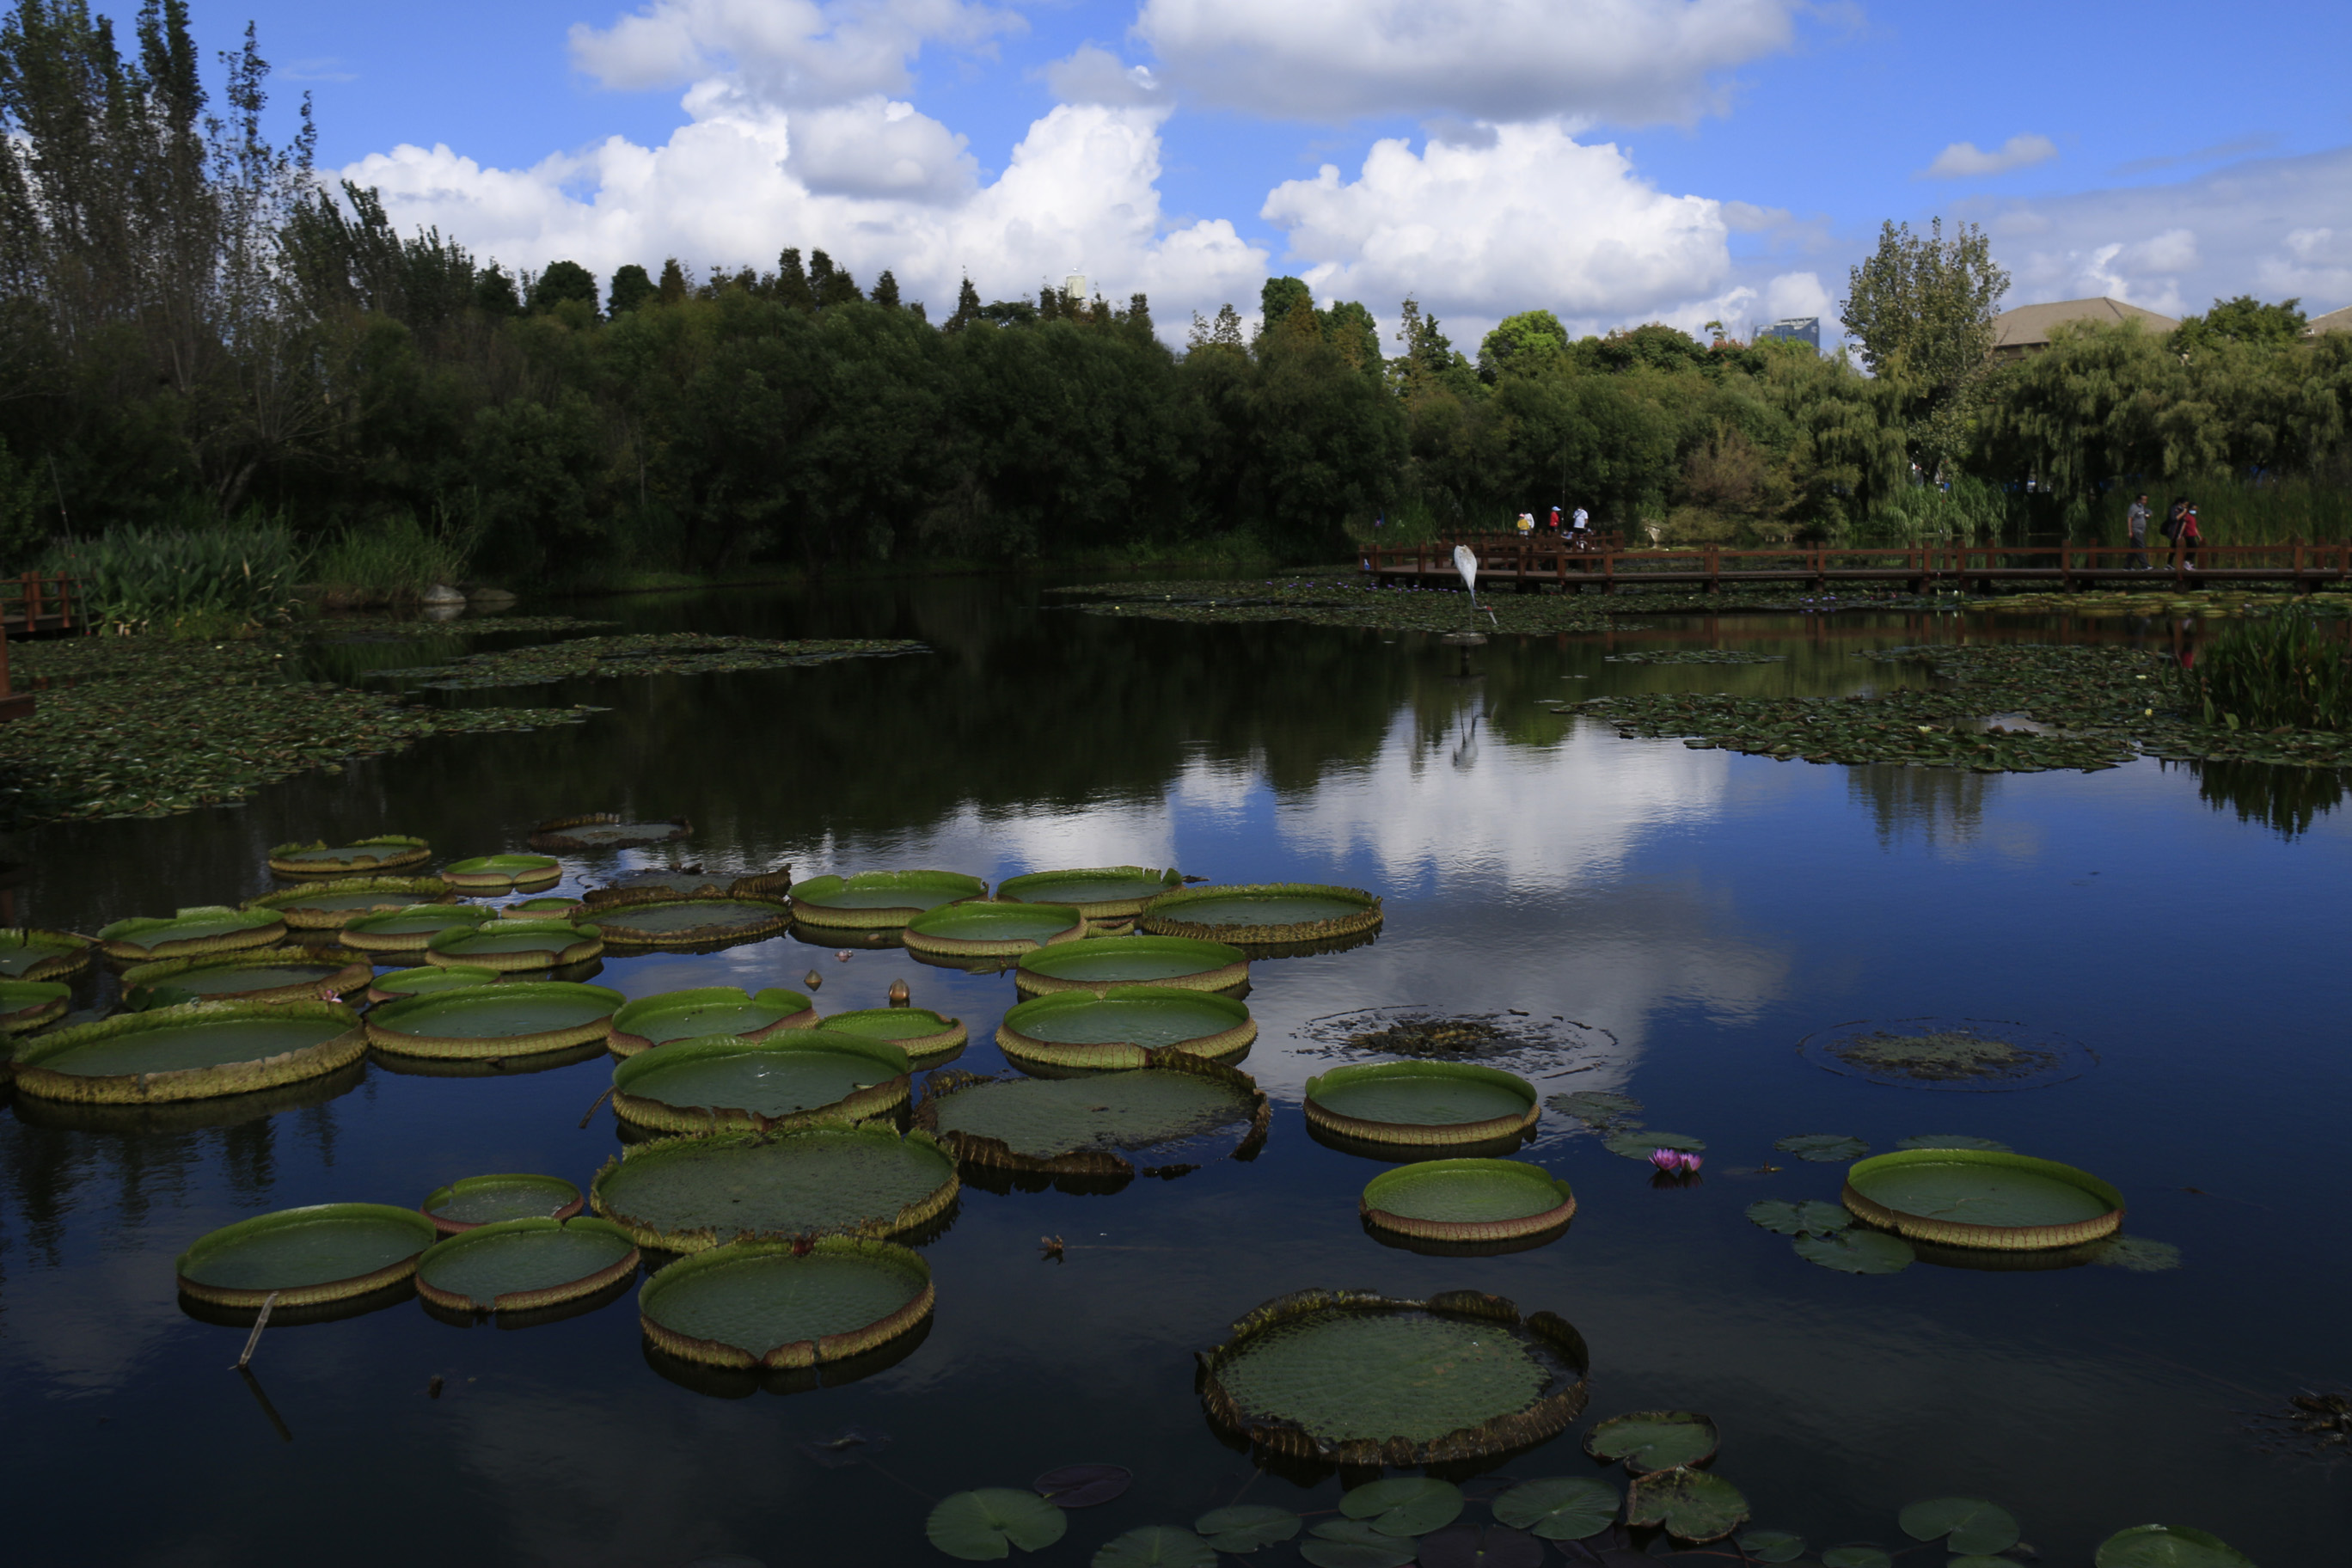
[1365,535,2352,595]
[1,573,90,721]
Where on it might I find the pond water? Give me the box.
[3,578,2347,1565]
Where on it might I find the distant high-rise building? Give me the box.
[1063,273,1088,303]
[1756,316,1821,351]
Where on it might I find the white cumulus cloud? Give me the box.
[1918,133,2058,180]
[569,0,1022,104]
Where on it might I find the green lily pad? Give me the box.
[1360,1160,1574,1239]
[1600,1130,1705,1161]
[926,1488,1069,1560]
[175,1201,439,1307]
[1625,1467,1749,1543]
[1746,1199,1852,1236]
[1899,1498,2019,1556]
[606,986,817,1056]
[905,901,1087,956]
[996,866,1183,916]
[1583,1411,1718,1473]
[1547,1089,1641,1126]
[1736,1529,1808,1563]
[2092,1235,2184,1271]
[1820,1547,1893,1568]
[791,870,989,928]
[421,1173,584,1230]
[637,1236,930,1367]
[2094,1525,2256,1568]
[413,1216,637,1312]
[1794,1230,1915,1274]
[1302,1520,1418,1568]
[1896,1135,2013,1152]
[1303,1061,1540,1148]
[1490,1476,1619,1540]
[366,981,624,1058]
[440,853,562,890]
[1012,934,1249,996]
[591,1124,959,1251]
[1091,1527,1216,1568]
[1339,1477,1463,1536]
[998,986,1256,1070]
[923,1065,1259,1165]
[1776,1133,1869,1161]
[610,1030,912,1134]
[1137,882,1381,945]
[1191,1505,1300,1553]
[1845,1149,2122,1247]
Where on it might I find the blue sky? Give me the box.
[129,0,2352,349]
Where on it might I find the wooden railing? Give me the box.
[0,573,89,721]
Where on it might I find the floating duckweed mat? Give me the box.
[1197,1288,1590,1466]
[340,904,499,954]
[608,987,819,1057]
[371,633,928,691]
[0,928,95,983]
[1298,1006,1620,1071]
[1604,650,1785,665]
[904,901,1087,957]
[175,1202,441,1307]
[1802,1016,2094,1090]
[995,866,1185,918]
[590,1125,959,1251]
[118,946,373,1005]
[267,836,431,877]
[528,814,691,852]
[414,1217,640,1313]
[638,1236,934,1369]
[1013,934,1250,996]
[422,1173,585,1231]
[1360,1161,1576,1244]
[366,981,625,1060]
[587,897,793,948]
[788,870,989,928]
[14,1000,364,1103]
[1843,1149,2124,1250]
[1140,883,1382,945]
[367,964,501,1002]
[424,919,603,971]
[997,985,1257,1071]
[1304,1062,1541,1149]
[610,1030,913,1134]
[916,1055,1268,1177]
[440,854,562,891]
[818,1008,966,1063]
[0,979,70,1034]
[242,877,456,928]
[95,905,286,962]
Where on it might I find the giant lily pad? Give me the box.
[1013,934,1249,997]
[340,903,499,955]
[241,877,456,929]
[1092,1528,1216,1568]
[118,946,373,1006]
[916,1055,1269,1178]
[266,836,430,877]
[1359,1160,1575,1245]
[528,813,690,852]
[926,1486,1069,1561]
[95,906,285,962]
[1584,1411,1718,1474]
[367,964,502,1003]
[610,1030,914,1135]
[13,999,364,1103]
[577,896,792,950]
[1625,1468,1749,1543]
[1192,1506,1301,1553]
[366,982,624,1060]
[1138,883,1381,945]
[789,870,989,929]
[997,986,1256,1071]
[607,986,818,1057]
[640,1235,934,1369]
[905,901,1088,958]
[0,979,73,1035]
[0,928,95,983]
[421,1173,585,1232]
[1197,1288,1590,1466]
[175,1201,440,1307]
[2093,1525,2256,1568]
[995,866,1185,920]
[1843,1148,2122,1250]
[818,1007,966,1064]
[1491,1477,1620,1540]
[414,1216,640,1313]
[423,918,603,972]
[440,853,562,892]
[590,1124,959,1251]
[1302,1062,1540,1151]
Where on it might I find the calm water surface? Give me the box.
[3,579,2347,1565]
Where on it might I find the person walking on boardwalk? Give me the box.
[2177,501,2202,572]
[1516,511,1535,539]
[2125,493,2152,570]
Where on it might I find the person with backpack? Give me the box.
[2177,501,2202,571]
[2160,499,2187,567]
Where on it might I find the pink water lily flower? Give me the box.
[1649,1148,1702,1174]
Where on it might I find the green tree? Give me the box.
[1841,217,2010,471]
[1259,276,1311,337]
[655,257,688,305]
[2175,295,2307,354]
[530,259,597,315]
[1478,309,1570,382]
[607,263,654,315]
[472,261,521,316]
[809,248,861,308]
[945,275,980,332]
[870,268,902,309]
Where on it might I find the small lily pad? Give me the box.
[1794,1230,1914,1274]
[1746,1199,1852,1236]
[1600,1130,1705,1161]
[1034,1465,1132,1508]
[2093,1524,2256,1568]
[1547,1090,1642,1126]
[1490,1476,1619,1540]
[1820,1547,1893,1568]
[1625,1467,1749,1543]
[1191,1505,1299,1553]
[1737,1529,1808,1563]
[1583,1411,1718,1474]
[926,1489,1068,1560]
[1896,1135,2013,1152]
[1339,1477,1463,1536]
[1900,1498,2019,1556]
[1302,1521,1418,1568]
[1775,1133,1869,1162]
[1415,1523,1543,1568]
[2092,1236,2183,1271]
[1091,1527,1215,1568]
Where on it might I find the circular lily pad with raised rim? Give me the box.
[1361,1161,1577,1246]
[0,928,95,983]
[997,985,1257,1072]
[904,901,1087,958]
[266,836,430,878]
[528,814,691,853]
[0,979,70,1035]
[122,946,372,1006]
[1841,1148,2123,1251]
[441,854,563,892]
[175,1202,440,1307]
[995,866,1185,919]
[367,964,502,1003]
[818,1008,966,1063]
[341,903,499,955]
[367,981,624,1060]
[421,1173,585,1232]
[414,1216,639,1312]
[788,870,989,929]
[916,1053,1270,1179]
[424,919,603,972]
[638,1236,934,1369]
[505,896,585,918]
[609,987,818,1058]
[1197,1288,1590,1467]
[241,878,456,929]
[13,1000,365,1103]
[95,906,286,963]
[1014,934,1251,997]
[591,1125,959,1252]
[1140,883,1383,946]
[610,1030,914,1134]
[1304,1062,1540,1151]
[585,897,792,949]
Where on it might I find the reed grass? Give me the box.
[2196,609,2352,732]
[309,517,474,605]
[42,524,304,635]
